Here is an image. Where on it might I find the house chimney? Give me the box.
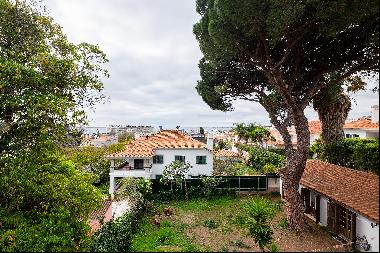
[371,105,379,123]
[207,132,214,150]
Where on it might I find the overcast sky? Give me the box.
[44,0,379,129]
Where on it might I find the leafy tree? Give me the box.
[193,0,378,229]
[0,142,103,251]
[0,0,108,250]
[64,146,111,185]
[160,161,192,200]
[240,145,284,174]
[213,156,241,175]
[232,123,274,148]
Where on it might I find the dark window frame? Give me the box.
[196,155,207,164]
[174,155,186,163]
[153,155,164,164]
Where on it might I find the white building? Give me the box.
[280,160,379,252]
[107,130,214,195]
[343,105,379,138]
[269,105,379,148]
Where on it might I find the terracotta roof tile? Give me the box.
[300,160,379,222]
[109,130,207,158]
[214,149,241,157]
[344,118,379,129]
[308,121,322,134]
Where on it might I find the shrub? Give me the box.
[263,164,277,174]
[242,197,277,251]
[91,208,142,252]
[320,138,379,174]
[213,157,242,176]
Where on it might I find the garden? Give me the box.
[91,177,351,252]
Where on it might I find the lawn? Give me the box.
[130,193,350,252]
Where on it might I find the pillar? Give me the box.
[109,175,115,196]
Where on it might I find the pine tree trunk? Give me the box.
[278,112,310,230]
[314,90,351,145]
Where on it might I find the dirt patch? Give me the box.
[271,217,350,252]
[186,225,260,252]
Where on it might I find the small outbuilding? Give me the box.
[280,160,379,252]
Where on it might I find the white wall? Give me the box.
[319,196,328,227]
[356,214,379,252]
[268,177,280,191]
[310,133,320,144]
[151,148,213,178]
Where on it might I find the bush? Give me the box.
[91,208,143,252]
[270,243,280,252]
[242,197,277,251]
[91,178,152,252]
[320,138,379,174]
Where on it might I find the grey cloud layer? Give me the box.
[45,0,379,128]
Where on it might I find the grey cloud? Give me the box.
[45,0,378,129]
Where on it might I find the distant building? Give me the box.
[268,105,379,148]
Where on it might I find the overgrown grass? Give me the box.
[130,194,282,252]
[130,217,200,252]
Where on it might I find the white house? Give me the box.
[280,160,379,252]
[269,105,379,149]
[107,130,214,195]
[343,106,379,138]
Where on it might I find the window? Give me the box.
[196,156,207,164]
[353,134,359,138]
[175,155,186,163]
[345,134,352,138]
[153,155,163,164]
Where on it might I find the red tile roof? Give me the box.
[108,130,207,158]
[214,149,241,158]
[309,121,322,134]
[344,118,379,129]
[300,160,379,222]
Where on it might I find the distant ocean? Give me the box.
[79,126,234,135]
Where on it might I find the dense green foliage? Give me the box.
[312,138,379,174]
[0,0,108,251]
[91,178,153,252]
[240,145,285,174]
[0,143,103,251]
[91,208,144,252]
[64,146,110,185]
[213,156,242,176]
